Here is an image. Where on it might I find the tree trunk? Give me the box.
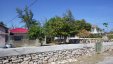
[59,36,62,44]
[64,36,68,44]
[43,36,46,45]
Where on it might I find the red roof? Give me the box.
[10,28,28,33]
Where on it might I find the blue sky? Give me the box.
[0,0,113,31]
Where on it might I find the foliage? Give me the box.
[77,29,90,38]
[28,25,45,44]
[0,21,6,27]
[63,10,78,35]
[103,23,108,27]
[16,8,93,44]
[63,10,75,22]
[96,27,103,32]
[44,10,92,43]
[103,23,108,32]
[75,19,91,31]
[108,35,113,39]
[44,16,65,43]
[16,6,38,29]
[16,6,45,44]
[28,25,40,39]
[88,34,102,38]
[38,27,45,43]
[44,17,61,36]
[44,10,76,43]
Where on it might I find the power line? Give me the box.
[28,0,38,8]
[8,16,18,22]
[8,0,38,27]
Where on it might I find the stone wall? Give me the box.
[10,39,41,47]
[102,42,113,52]
[0,48,95,64]
[0,43,113,64]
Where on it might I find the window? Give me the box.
[14,36,23,41]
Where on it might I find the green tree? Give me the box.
[28,25,45,45]
[28,21,40,39]
[44,10,92,43]
[62,10,78,43]
[74,19,91,32]
[63,10,77,34]
[44,16,65,43]
[17,6,45,44]
[63,10,75,22]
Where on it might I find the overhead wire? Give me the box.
[7,0,38,27]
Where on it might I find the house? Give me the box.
[9,28,41,47]
[54,25,104,44]
[90,25,104,34]
[0,24,8,47]
[10,28,28,41]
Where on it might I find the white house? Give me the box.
[90,25,104,34]
[54,25,104,43]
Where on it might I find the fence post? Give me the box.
[95,41,102,54]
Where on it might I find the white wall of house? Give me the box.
[91,25,104,34]
[0,26,6,47]
[0,35,5,47]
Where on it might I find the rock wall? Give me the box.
[10,39,41,47]
[0,48,95,64]
[0,42,113,64]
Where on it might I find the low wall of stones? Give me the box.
[0,43,112,64]
[102,42,113,52]
[10,39,41,47]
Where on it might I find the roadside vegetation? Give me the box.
[16,6,112,44]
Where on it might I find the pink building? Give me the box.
[0,24,8,47]
[10,28,28,41]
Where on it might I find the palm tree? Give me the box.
[16,6,36,29]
